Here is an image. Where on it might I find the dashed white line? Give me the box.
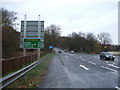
[65,56,69,59]
[101,66,117,72]
[88,61,96,65]
[79,65,89,70]
[105,61,109,63]
[79,56,82,58]
[81,59,86,61]
[108,64,120,69]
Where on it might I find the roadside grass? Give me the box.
[109,51,120,56]
[113,54,120,56]
[5,53,54,88]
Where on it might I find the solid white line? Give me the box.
[88,61,96,65]
[79,65,89,70]
[101,66,117,72]
[108,64,120,69]
[81,59,86,61]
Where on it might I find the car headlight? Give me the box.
[106,56,109,57]
[113,56,115,57]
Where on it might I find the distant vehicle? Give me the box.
[70,50,74,54]
[64,50,67,52]
[58,50,62,53]
[99,52,115,61]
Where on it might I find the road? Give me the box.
[38,48,120,89]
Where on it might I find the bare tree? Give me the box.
[86,33,96,41]
[97,32,112,44]
[44,24,61,47]
[79,32,86,38]
[45,24,61,39]
[1,8,17,27]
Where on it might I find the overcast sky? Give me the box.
[1,0,119,44]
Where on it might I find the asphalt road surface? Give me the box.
[38,48,120,89]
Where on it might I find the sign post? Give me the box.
[23,15,27,56]
[21,15,44,60]
[38,15,41,59]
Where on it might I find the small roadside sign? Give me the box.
[49,46,53,49]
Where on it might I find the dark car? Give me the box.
[58,50,62,53]
[99,52,115,61]
[64,50,67,52]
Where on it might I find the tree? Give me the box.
[44,24,61,49]
[45,24,61,39]
[97,32,112,44]
[85,33,97,53]
[2,8,17,27]
[1,8,19,59]
[61,32,101,53]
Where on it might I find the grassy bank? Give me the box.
[6,53,54,88]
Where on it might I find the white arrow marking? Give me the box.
[115,86,120,90]
[108,64,120,69]
[79,65,89,70]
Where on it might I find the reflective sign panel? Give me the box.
[24,38,40,49]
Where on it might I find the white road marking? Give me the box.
[88,61,96,65]
[79,56,82,58]
[65,56,69,59]
[101,66,117,72]
[81,59,86,61]
[105,61,109,63]
[70,54,74,56]
[108,64,120,69]
[79,65,89,70]
[115,86,120,90]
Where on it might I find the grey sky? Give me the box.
[1,0,119,44]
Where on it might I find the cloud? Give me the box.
[1,0,118,44]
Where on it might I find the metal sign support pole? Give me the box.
[38,15,41,59]
[23,15,27,56]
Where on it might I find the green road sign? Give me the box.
[24,38,40,49]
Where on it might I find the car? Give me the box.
[64,50,67,52]
[70,50,74,54]
[99,52,115,61]
[58,50,62,53]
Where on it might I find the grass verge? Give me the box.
[113,54,120,56]
[5,53,54,88]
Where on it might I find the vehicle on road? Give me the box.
[99,52,115,61]
[64,50,67,52]
[58,50,62,53]
[70,50,74,54]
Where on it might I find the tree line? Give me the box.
[1,8,20,59]
[2,8,119,59]
[44,24,119,53]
